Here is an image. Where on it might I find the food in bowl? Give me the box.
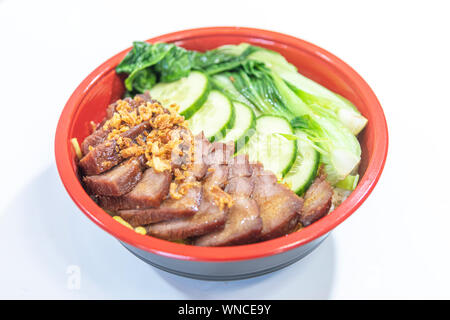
[72,41,368,246]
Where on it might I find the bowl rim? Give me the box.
[55,26,388,262]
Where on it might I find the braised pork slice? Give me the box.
[131,91,155,106]
[194,155,262,246]
[191,132,211,180]
[82,94,154,155]
[146,165,229,240]
[299,174,333,226]
[79,121,150,175]
[101,92,154,124]
[79,139,120,176]
[227,154,253,178]
[121,120,151,140]
[98,167,170,210]
[104,102,118,123]
[204,141,234,166]
[81,127,110,156]
[251,165,303,241]
[203,164,229,189]
[194,197,261,246]
[119,183,202,227]
[170,127,193,170]
[83,157,143,196]
[81,102,118,155]
[145,196,227,240]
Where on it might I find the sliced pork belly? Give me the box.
[79,121,150,175]
[299,174,333,226]
[130,91,156,108]
[224,176,254,197]
[191,132,211,180]
[119,183,202,227]
[81,127,110,156]
[98,93,153,127]
[251,165,303,241]
[145,165,229,240]
[104,102,118,122]
[170,127,193,170]
[172,133,231,181]
[224,156,254,199]
[98,167,171,210]
[203,164,229,189]
[79,139,121,176]
[145,193,227,241]
[227,154,253,178]
[194,155,262,246]
[80,92,155,157]
[204,141,234,166]
[81,102,119,155]
[83,157,143,196]
[194,197,261,246]
[169,128,212,181]
[121,120,151,140]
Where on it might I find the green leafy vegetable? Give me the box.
[336,174,360,190]
[131,68,157,93]
[210,74,254,107]
[248,49,368,135]
[116,42,173,92]
[116,41,258,93]
[153,45,193,83]
[296,114,361,184]
[225,63,295,119]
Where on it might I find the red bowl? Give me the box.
[55,27,388,280]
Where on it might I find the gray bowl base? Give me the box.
[120,234,328,281]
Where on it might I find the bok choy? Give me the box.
[248,49,368,135]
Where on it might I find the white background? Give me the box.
[0,0,449,299]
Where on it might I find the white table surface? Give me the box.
[1,0,449,299]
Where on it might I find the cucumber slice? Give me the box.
[282,129,319,195]
[221,101,256,152]
[149,71,209,119]
[188,90,234,141]
[240,115,297,178]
